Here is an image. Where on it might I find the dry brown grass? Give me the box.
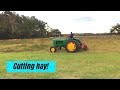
[0,35,119,52]
[78,35,120,52]
[0,38,52,52]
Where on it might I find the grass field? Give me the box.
[0,35,120,79]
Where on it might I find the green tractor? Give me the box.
[50,37,88,53]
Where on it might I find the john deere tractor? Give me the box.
[50,37,88,53]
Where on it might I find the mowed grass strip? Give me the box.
[0,51,120,79]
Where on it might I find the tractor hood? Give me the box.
[53,38,66,41]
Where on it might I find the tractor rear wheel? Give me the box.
[50,47,56,53]
[65,40,79,53]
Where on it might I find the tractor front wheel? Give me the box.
[50,47,56,53]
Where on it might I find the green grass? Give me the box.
[0,51,120,79]
[0,36,120,79]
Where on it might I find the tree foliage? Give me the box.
[110,23,120,34]
[0,11,61,39]
[49,29,61,37]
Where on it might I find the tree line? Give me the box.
[0,11,61,39]
[110,23,120,34]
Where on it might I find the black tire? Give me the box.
[50,46,56,53]
[65,40,79,53]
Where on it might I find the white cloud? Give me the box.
[2,11,120,34]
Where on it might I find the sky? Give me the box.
[2,11,120,34]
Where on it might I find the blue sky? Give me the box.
[1,11,120,34]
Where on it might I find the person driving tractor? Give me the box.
[69,32,74,38]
